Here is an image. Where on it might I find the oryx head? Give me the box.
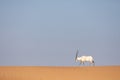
[75,49,79,62]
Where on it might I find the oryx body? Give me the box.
[75,50,95,66]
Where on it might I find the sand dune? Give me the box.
[0,66,120,80]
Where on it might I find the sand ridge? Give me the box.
[0,66,120,80]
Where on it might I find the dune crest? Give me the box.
[0,66,120,80]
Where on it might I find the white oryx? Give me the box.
[75,49,95,66]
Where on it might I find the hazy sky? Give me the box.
[0,0,120,66]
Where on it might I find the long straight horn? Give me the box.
[75,49,79,61]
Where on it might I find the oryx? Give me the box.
[75,49,95,66]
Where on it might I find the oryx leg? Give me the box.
[83,62,85,65]
[79,61,82,65]
[89,62,92,66]
[79,61,84,65]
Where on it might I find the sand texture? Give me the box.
[0,66,120,80]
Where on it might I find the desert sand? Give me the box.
[0,66,120,80]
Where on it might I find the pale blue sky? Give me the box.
[0,0,120,66]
